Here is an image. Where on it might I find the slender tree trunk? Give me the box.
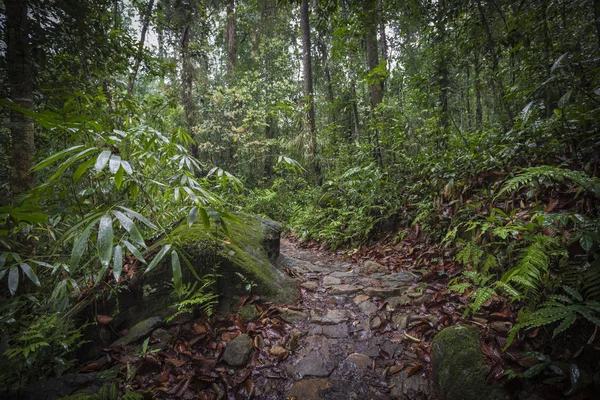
[364,0,383,168]
[436,0,449,130]
[378,0,388,69]
[475,52,483,129]
[181,21,198,158]
[5,0,35,203]
[226,0,237,74]
[128,0,154,95]
[300,0,321,184]
[317,34,335,124]
[477,0,513,127]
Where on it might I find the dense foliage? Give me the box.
[1,0,599,395]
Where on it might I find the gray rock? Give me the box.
[387,272,415,282]
[360,260,386,274]
[392,314,408,329]
[370,316,383,329]
[293,351,336,378]
[285,378,332,400]
[329,271,356,278]
[301,281,319,292]
[328,284,362,295]
[278,308,308,324]
[312,309,349,325]
[362,286,406,298]
[17,373,111,400]
[323,276,342,286]
[151,328,174,343]
[238,304,260,322]
[353,295,370,305]
[222,334,253,367]
[431,325,510,400]
[111,316,162,347]
[386,296,403,309]
[358,301,379,315]
[344,353,371,369]
[314,324,349,338]
[389,370,433,399]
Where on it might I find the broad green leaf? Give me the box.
[198,207,210,232]
[109,155,121,174]
[171,250,182,294]
[97,215,114,268]
[31,145,85,172]
[144,244,171,273]
[73,157,95,183]
[70,219,99,271]
[94,150,111,172]
[8,266,19,295]
[580,235,593,253]
[114,165,124,189]
[0,253,6,269]
[113,211,145,247]
[122,239,146,264]
[121,160,133,175]
[20,263,40,286]
[0,270,6,280]
[96,262,110,286]
[188,206,198,227]
[117,206,157,230]
[48,147,97,182]
[113,245,123,281]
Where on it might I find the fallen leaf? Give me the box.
[96,314,113,325]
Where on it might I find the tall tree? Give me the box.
[128,0,155,95]
[300,0,321,183]
[5,0,35,203]
[226,0,237,74]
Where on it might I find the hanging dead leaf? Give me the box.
[406,364,423,377]
[96,315,113,325]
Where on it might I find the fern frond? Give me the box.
[552,314,576,338]
[496,166,599,199]
[502,238,549,294]
[470,286,496,313]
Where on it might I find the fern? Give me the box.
[496,165,600,199]
[166,276,219,323]
[505,288,600,348]
[501,235,555,295]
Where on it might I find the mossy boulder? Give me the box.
[142,213,296,315]
[431,325,510,400]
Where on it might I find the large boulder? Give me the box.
[431,325,510,400]
[139,213,296,318]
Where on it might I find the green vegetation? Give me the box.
[0,0,599,395]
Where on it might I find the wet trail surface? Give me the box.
[253,238,433,400]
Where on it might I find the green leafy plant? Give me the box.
[165,276,219,323]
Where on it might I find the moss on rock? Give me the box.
[431,325,510,400]
[163,213,296,309]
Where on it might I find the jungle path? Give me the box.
[252,237,436,400]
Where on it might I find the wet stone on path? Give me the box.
[254,238,430,400]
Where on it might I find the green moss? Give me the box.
[167,213,296,306]
[431,325,509,400]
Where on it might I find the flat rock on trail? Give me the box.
[253,238,433,400]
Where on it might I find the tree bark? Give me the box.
[300,0,321,184]
[364,0,383,109]
[128,0,155,95]
[5,0,35,203]
[226,0,237,74]
[378,0,388,69]
[181,21,198,158]
[364,0,384,168]
[594,0,600,49]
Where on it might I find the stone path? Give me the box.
[252,239,434,400]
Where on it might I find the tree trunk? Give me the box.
[436,0,449,130]
[300,0,321,184]
[181,21,198,158]
[5,0,35,204]
[364,0,383,168]
[475,52,483,129]
[364,0,383,109]
[378,0,388,69]
[226,0,237,74]
[128,0,154,95]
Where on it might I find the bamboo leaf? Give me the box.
[94,150,112,172]
[20,263,40,286]
[70,219,99,271]
[8,266,19,295]
[117,206,157,230]
[112,210,145,247]
[113,245,123,281]
[122,239,146,264]
[188,206,198,227]
[32,145,85,172]
[97,215,114,268]
[171,250,182,294]
[144,244,171,273]
[198,207,210,232]
[109,155,122,174]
